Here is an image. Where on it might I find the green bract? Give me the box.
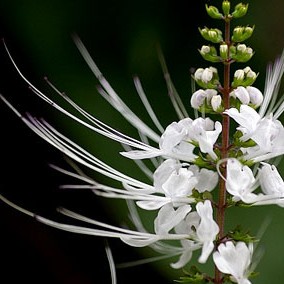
[199,27,223,44]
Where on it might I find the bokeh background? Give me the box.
[0,0,284,283]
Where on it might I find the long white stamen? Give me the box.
[0,102,154,190]
[28,116,155,190]
[29,86,157,151]
[3,41,162,153]
[72,35,161,143]
[157,47,189,119]
[105,241,117,284]
[57,208,189,240]
[121,144,154,180]
[116,252,180,268]
[260,50,284,117]
[126,200,186,254]
[133,76,165,133]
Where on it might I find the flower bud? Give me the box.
[232,70,245,87]
[194,67,219,89]
[220,44,228,60]
[211,95,223,112]
[222,1,231,16]
[190,89,222,112]
[191,89,218,110]
[232,67,258,87]
[247,86,263,107]
[232,3,249,18]
[206,4,223,19]
[191,89,206,109]
[199,27,223,44]
[235,69,245,80]
[232,44,254,62]
[230,86,250,105]
[232,26,254,42]
[244,69,257,86]
[199,45,220,63]
[202,68,214,83]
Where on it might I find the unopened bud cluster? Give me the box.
[191,0,263,113]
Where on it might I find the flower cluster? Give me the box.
[1,1,284,283]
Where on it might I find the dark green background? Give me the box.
[0,0,284,283]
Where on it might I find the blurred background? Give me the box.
[0,0,284,283]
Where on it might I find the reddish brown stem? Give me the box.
[214,18,231,284]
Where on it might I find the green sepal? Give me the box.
[232,47,254,63]
[202,191,213,201]
[232,26,255,43]
[229,96,242,110]
[240,139,257,148]
[193,156,216,171]
[174,266,208,283]
[241,159,255,167]
[231,72,258,88]
[195,98,224,115]
[227,225,257,244]
[199,46,221,63]
[232,3,249,18]
[206,4,223,19]
[233,131,257,148]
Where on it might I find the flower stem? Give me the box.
[215,18,231,284]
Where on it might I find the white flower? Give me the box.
[169,201,219,267]
[213,241,253,284]
[225,105,284,162]
[187,117,222,160]
[195,200,219,263]
[136,159,197,210]
[158,118,197,161]
[136,159,218,210]
[188,165,219,192]
[157,167,197,202]
[225,158,257,203]
[170,211,201,269]
[230,86,250,105]
[225,158,284,206]
[258,163,284,206]
[154,203,192,235]
[127,116,221,162]
[246,86,263,107]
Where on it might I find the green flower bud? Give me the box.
[199,45,221,63]
[232,67,258,87]
[232,44,254,62]
[243,67,258,86]
[232,69,245,87]
[206,4,223,19]
[222,0,231,16]
[232,26,254,42]
[220,44,228,60]
[199,27,223,44]
[232,3,249,18]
